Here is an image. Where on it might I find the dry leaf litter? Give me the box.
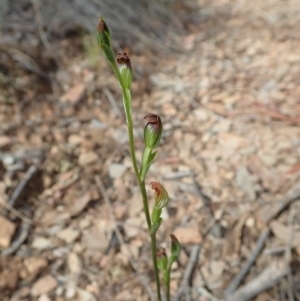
[1,0,300,300]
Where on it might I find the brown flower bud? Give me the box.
[97,17,111,48]
[116,52,132,89]
[156,248,168,271]
[150,181,169,209]
[97,17,115,66]
[144,114,162,149]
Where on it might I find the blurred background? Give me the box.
[1,0,300,300]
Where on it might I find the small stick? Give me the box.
[163,171,191,180]
[226,182,300,298]
[264,246,288,255]
[264,181,300,224]
[229,262,290,301]
[224,228,271,297]
[191,173,213,214]
[197,287,223,301]
[0,195,32,224]
[1,222,31,256]
[174,245,201,301]
[285,207,295,301]
[8,165,37,208]
[95,176,156,301]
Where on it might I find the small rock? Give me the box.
[20,257,48,281]
[53,247,70,258]
[173,227,202,244]
[78,151,98,166]
[73,244,83,254]
[68,253,82,275]
[69,192,92,217]
[75,288,96,301]
[55,286,64,296]
[79,218,91,230]
[193,108,209,121]
[60,83,85,104]
[90,118,106,129]
[0,136,11,147]
[38,294,51,301]
[68,134,83,145]
[57,228,80,244]
[210,260,225,277]
[65,280,77,299]
[2,154,15,166]
[108,163,128,178]
[212,120,231,133]
[10,287,30,301]
[31,275,57,297]
[65,252,83,299]
[32,237,53,250]
[245,216,255,228]
[47,224,65,235]
[0,215,16,248]
[236,166,256,201]
[82,226,109,252]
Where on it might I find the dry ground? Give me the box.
[1,0,300,301]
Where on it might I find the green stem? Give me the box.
[116,68,162,301]
[166,266,171,301]
[140,147,152,181]
[140,180,152,231]
[151,234,162,301]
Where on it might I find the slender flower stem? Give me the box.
[140,180,152,231]
[115,67,162,301]
[151,234,162,301]
[166,266,171,301]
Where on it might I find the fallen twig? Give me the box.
[7,165,37,209]
[1,222,31,256]
[224,228,271,297]
[95,175,156,301]
[163,171,192,180]
[228,262,290,301]
[191,173,213,214]
[225,181,300,298]
[285,207,296,301]
[174,245,201,301]
[0,195,32,224]
[197,287,223,301]
[264,181,300,224]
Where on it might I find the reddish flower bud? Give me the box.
[150,181,169,209]
[156,248,168,271]
[116,52,132,89]
[97,17,111,48]
[144,114,162,149]
[97,17,115,66]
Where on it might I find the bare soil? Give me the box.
[1,0,300,300]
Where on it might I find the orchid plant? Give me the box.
[97,17,181,301]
